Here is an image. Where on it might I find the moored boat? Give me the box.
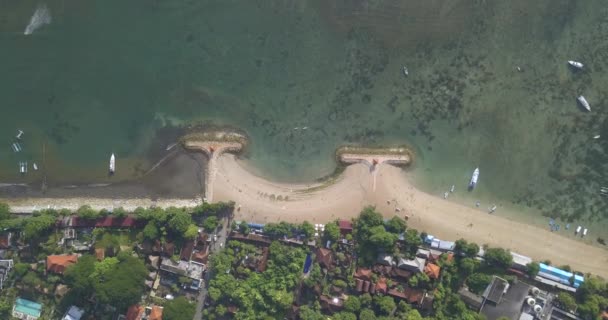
[33,163,38,171]
[577,95,591,111]
[16,130,24,139]
[109,153,115,174]
[19,162,27,174]
[468,168,479,190]
[11,143,22,152]
[567,60,584,69]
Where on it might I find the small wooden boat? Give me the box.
[488,205,497,213]
[109,153,115,174]
[577,95,591,112]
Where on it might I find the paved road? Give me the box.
[193,217,230,320]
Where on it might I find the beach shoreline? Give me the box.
[1,149,607,278]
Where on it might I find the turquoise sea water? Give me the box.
[2,1,608,230]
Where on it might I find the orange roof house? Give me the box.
[424,263,441,279]
[375,277,388,295]
[316,248,334,269]
[125,304,163,320]
[47,255,78,274]
[354,268,372,281]
[95,248,105,261]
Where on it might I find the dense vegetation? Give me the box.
[205,240,307,319]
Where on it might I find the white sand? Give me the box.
[4,152,606,278]
[214,154,608,278]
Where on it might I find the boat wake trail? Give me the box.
[24,4,52,35]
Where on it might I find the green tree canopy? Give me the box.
[300,221,316,239]
[526,262,540,278]
[359,308,377,320]
[298,305,324,320]
[483,247,513,270]
[94,255,148,310]
[142,221,159,240]
[163,296,196,320]
[323,222,341,242]
[202,216,219,232]
[0,202,10,221]
[22,213,55,240]
[76,205,99,219]
[64,255,97,297]
[368,225,397,251]
[168,211,193,235]
[455,239,480,258]
[554,293,577,312]
[467,273,492,294]
[263,222,293,239]
[344,296,361,313]
[384,216,407,234]
[373,295,396,316]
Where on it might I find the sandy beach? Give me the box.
[214,154,608,278]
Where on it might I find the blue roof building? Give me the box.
[538,263,584,288]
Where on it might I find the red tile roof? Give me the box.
[149,306,163,320]
[95,248,105,261]
[180,241,194,261]
[354,268,372,281]
[338,220,353,231]
[356,279,364,292]
[47,255,78,274]
[388,287,424,304]
[192,251,209,264]
[363,281,371,292]
[0,234,10,249]
[316,248,333,269]
[375,277,388,294]
[69,216,144,228]
[424,263,441,279]
[125,305,144,320]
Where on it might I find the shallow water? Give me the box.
[1,1,608,235]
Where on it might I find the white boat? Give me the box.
[11,143,22,152]
[165,143,177,151]
[450,185,455,193]
[19,162,27,174]
[582,228,588,237]
[577,95,591,111]
[403,66,409,76]
[32,163,38,171]
[16,130,24,139]
[567,60,584,69]
[594,135,601,139]
[443,192,449,199]
[575,225,581,234]
[109,153,115,174]
[489,205,497,213]
[468,168,480,190]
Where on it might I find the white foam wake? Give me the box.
[24,4,52,35]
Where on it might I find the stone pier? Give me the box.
[181,131,245,202]
[338,146,412,191]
